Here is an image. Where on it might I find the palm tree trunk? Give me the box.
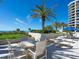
[42,20,45,33]
[56,27,57,31]
[62,26,64,30]
[42,16,45,33]
[62,26,64,32]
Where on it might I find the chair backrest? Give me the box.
[73,40,79,48]
[36,40,47,57]
[29,32,41,41]
[73,32,79,38]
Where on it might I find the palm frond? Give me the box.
[35,5,43,11]
[32,10,40,12]
[46,16,51,21]
[34,4,46,16]
[45,8,56,19]
[32,9,42,15]
[47,9,56,16]
[31,14,41,18]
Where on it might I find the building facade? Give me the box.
[68,0,79,30]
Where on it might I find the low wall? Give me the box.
[28,32,61,41]
[0,39,20,45]
[28,32,41,41]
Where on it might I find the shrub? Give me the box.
[52,30,56,33]
[30,29,57,33]
[0,33,3,35]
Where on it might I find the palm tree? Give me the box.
[60,22,67,29]
[52,22,61,30]
[28,28,31,32]
[31,0,56,33]
[45,25,53,31]
[77,24,79,28]
[16,28,20,33]
[76,24,79,31]
[76,24,79,29]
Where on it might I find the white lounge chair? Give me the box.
[73,33,79,38]
[20,41,34,48]
[73,40,79,48]
[60,41,74,46]
[63,39,76,43]
[0,53,14,58]
[36,40,47,58]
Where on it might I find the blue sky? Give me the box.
[0,0,72,31]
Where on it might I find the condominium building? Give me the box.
[68,0,79,30]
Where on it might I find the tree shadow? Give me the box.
[47,43,79,59]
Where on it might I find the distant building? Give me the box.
[68,0,79,31]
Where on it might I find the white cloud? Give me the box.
[26,15,33,23]
[15,18,28,27]
[14,22,20,25]
[26,15,32,20]
[15,18,24,24]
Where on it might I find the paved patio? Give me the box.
[47,43,79,59]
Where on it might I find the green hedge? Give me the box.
[30,30,56,33]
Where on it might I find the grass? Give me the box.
[0,34,25,39]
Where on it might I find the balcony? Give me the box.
[68,3,75,8]
[69,24,75,26]
[69,16,75,20]
[68,7,75,11]
[68,13,75,17]
[68,10,75,14]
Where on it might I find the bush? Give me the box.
[31,30,42,33]
[52,30,56,33]
[30,29,57,33]
[44,30,52,33]
[28,35,32,37]
[0,33,3,35]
